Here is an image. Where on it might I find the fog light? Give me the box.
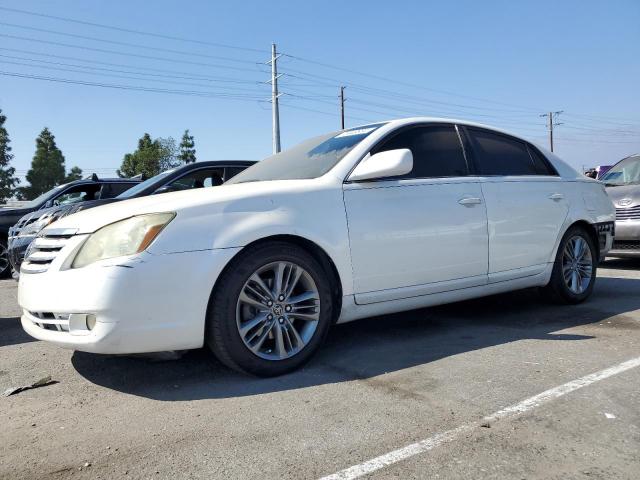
[86,314,97,330]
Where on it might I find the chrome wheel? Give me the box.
[236,261,320,361]
[562,235,593,295]
[0,241,9,276]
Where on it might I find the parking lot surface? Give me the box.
[1,260,639,479]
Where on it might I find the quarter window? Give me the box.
[373,125,468,179]
[467,128,539,176]
[527,145,557,175]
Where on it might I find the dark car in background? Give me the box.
[601,153,640,258]
[8,160,255,275]
[0,176,140,277]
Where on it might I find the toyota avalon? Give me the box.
[18,118,615,376]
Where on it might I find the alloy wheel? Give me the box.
[236,261,320,361]
[561,235,593,295]
[0,242,9,276]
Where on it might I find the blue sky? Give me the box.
[0,0,638,181]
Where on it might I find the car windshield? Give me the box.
[116,169,176,199]
[226,123,386,184]
[601,155,640,186]
[21,184,66,208]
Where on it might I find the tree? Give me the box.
[20,127,66,200]
[178,129,196,164]
[117,133,179,178]
[0,109,19,203]
[65,166,83,182]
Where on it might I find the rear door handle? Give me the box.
[548,193,564,201]
[458,196,482,206]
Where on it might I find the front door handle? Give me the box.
[458,196,482,206]
[548,193,564,201]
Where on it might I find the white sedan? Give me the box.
[19,118,615,376]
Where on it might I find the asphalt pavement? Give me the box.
[1,259,639,479]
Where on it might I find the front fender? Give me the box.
[147,187,356,296]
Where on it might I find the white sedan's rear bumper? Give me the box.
[19,247,241,354]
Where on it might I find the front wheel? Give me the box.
[541,226,597,304]
[0,239,11,278]
[206,242,333,376]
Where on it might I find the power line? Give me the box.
[0,6,267,54]
[0,22,261,65]
[0,58,267,94]
[0,70,267,100]
[0,33,261,73]
[281,56,541,113]
[0,47,261,84]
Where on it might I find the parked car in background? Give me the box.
[18,118,614,377]
[8,161,255,275]
[1,175,140,277]
[601,153,640,258]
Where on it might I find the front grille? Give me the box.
[612,240,640,251]
[616,205,640,220]
[27,311,70,332]
[21,228,76,274]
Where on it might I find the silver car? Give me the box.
[602,153,640,258]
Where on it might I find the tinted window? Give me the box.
[527,146,556,176]
[159,168,225,193]
[224,167,245,180]
[53,184,101,206]
[468,128,538,176]
[373,125,467,179]
[100,183,136,199]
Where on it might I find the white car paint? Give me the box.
[18,117,615,355]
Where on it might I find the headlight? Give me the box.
[72,213,175,269]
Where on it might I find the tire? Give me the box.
[206,241,334,377]
[541,225,597,304]
[0,238,11,279]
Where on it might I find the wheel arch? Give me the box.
[209,234,344,325]
[552,219,600,263]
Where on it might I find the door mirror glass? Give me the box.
[348,149,413,182]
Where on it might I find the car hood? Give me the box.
[45,179,322,234]
[605,184,640,208]
[0,206,32,217]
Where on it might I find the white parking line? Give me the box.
[319,356,640,480]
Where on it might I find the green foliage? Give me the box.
[20,127,66,200]
[0,109,19,203]
[65,166,83,182]
[117,133,179,178]
[178,129,196,164]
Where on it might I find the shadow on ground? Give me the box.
[0,316,35,348]
[71,275,640,401]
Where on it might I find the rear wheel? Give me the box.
[206,242,333,376]
[541,226,597,304]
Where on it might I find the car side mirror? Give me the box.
[347,149,413,182]
[44,200,53,208]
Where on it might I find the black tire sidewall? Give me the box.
[207,242,333,376]
[0,238,10,278]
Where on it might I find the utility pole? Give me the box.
[267,43,282,154]
[540,110,563,152]
[339,86,346,130]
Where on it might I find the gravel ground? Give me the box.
[1,259,639,479]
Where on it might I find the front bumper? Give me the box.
[608,219,640,258]
[19,247,241,354]
[7,234,35,273]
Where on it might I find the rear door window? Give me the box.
[467,128,538,176]
[372,125,468,179]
